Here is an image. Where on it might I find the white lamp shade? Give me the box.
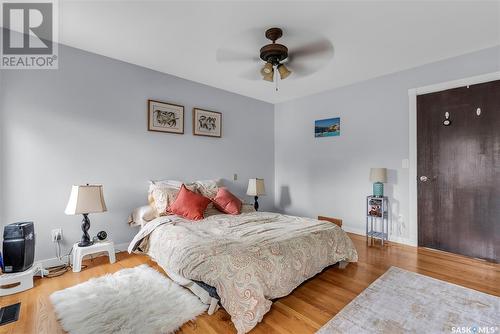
[65,185,107,215]
[247,178,266,196]
[369,168,387,183]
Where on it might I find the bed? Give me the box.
[128,209,358,333]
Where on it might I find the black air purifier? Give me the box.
[2,222,35,273]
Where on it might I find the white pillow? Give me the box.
[128,205,157,227]
[148,179,183,193]
[194,179,222,199]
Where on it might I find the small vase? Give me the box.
[373,182,384,197]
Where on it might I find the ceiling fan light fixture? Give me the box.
[263,69,274,82]
[261,62,273,75]
[277,64,291,80]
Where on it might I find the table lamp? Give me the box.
[65,184,107,247]
[247,178,265,211]
[369,168,387,197]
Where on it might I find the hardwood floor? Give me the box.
[1,233,498,334]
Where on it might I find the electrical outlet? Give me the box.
[233,173,238,181]
[51,228,63,242]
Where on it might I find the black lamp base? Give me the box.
[78,240,94,247]
[78,213,93,247]
[254,196,259,211]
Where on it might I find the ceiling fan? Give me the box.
[216,27,334,88]
[259,27,292,82]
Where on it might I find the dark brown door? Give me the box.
[417,80,500,262]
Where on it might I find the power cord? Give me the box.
[45,238,123,278]
[45,240,86,278]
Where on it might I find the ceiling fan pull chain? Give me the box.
[275,71,279,91]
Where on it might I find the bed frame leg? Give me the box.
[338,261,348,269]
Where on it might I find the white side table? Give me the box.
[72,240,116,272]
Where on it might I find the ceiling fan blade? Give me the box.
[285,38,334,78]
[216,49,259,63]
[288,38,334,61]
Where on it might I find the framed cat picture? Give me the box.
[148,100,184,134]
[192,108,222,138]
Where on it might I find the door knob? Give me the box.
[419,176,428,182]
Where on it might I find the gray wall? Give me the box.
[0,45,275,261]
[274,46,500,242]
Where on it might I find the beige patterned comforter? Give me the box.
[135,211,358,333]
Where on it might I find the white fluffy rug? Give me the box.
[50,264,207,334]
[317,266,500,333]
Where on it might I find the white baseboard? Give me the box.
[39,255,70,269]
[38,241,131,270]
[390,235,417,247]
[342,224,416,246]
[114,242,131,253]
[341,225,366,236]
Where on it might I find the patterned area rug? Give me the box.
[317,266,499,334]
[50,265,207,334]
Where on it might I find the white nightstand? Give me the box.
[72,240,116,272]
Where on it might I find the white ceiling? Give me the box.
[58,1,500,104]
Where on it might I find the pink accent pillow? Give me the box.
[168,184,211,220]
[212,187,242,215]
